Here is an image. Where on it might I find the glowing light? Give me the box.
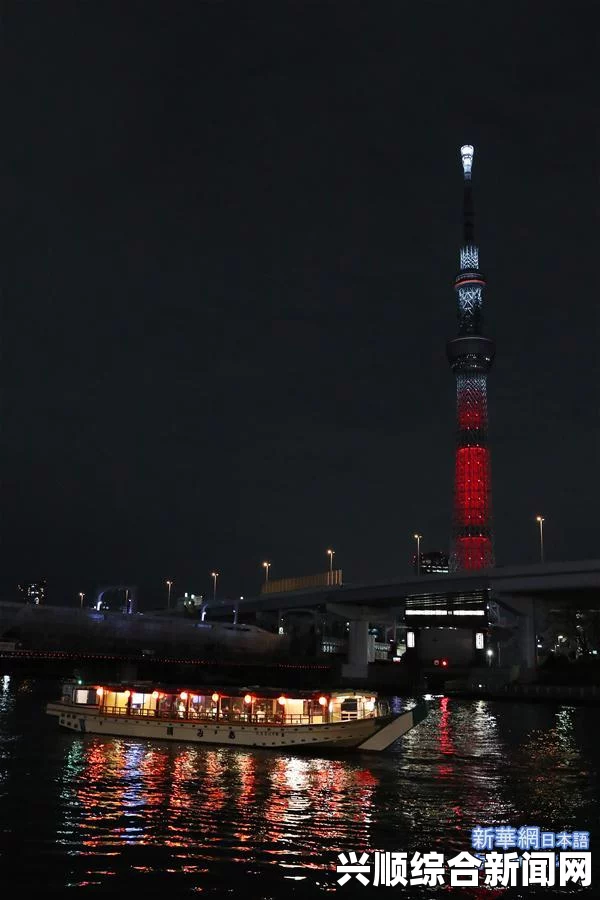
[407,631,415,648]
[405,608,485,615]
[458,284,482,317]
[452,372,492,567]
[211,693,219,703]
[454,536,493,570]
[441,659,448,667]
[123,690,130,699]
[455,446,491,526]
[460,244,479,269]
[365,701,375,711]
[179,691,188,701]
[318,696,327,706]
[244,694,253,704]
[278,695,286,706]
[151,691,159,699]
[475,633,485,649]
[461,144,474,178]
[95,687,104,697]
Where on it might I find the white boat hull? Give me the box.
[46,701,421,751]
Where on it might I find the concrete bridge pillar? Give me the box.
[342,620,369,680]
[498,594,538,677]
[517,596,537,675]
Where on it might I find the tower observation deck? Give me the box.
[447,145,495,571]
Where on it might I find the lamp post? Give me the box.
[327,549,335,585]
[262,561,271,584]
[211,572,219,602]
[414,534,423,576]
[79,592,85,609]
[535,516,545,563]
[166,580,172,610]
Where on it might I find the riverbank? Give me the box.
[446,682,600,703]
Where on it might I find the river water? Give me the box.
[0,676,598,897]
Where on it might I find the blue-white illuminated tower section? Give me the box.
[447,145,495,571]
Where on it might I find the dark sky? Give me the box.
[3,1,599,607]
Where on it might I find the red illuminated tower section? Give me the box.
[447,145,495,571]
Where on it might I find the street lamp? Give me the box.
[327,549,335,585]
[413,534,423,576]
[166,580,172,610]
[535,516,545,563]
[79,592,85,609]
[211,572,219,602]
[262,561,271,583]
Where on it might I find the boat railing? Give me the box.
[84,703,377,726]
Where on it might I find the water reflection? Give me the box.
[0,675,15,790]
[54,733,380,884]
[1,683,598,895]
[513,705,590,823]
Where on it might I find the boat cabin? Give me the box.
[61,683,387,725]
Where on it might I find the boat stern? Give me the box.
[356,702,428,751]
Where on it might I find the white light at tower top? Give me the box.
[461,144,474,179]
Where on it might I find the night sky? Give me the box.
[3,1,599,607]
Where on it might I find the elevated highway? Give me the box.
[207,559,600,677]
[223,559,600,614]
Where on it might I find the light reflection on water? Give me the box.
[0,678,598,895]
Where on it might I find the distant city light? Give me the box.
[460,144,474,178]
[405,609,485,616]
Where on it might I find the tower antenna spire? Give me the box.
[461,144,476,247]
[447,145,495,572]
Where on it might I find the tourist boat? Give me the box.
[46,682,427,752]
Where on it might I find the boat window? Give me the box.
[220,697,245,720]
[75,689,96,705]
[158,695,177,716]
[130,692,155,714]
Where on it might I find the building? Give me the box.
[447,145,495,571]
[18,580,46,605]
[413,551,450,576]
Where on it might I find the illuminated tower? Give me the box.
[447,145,495,571]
